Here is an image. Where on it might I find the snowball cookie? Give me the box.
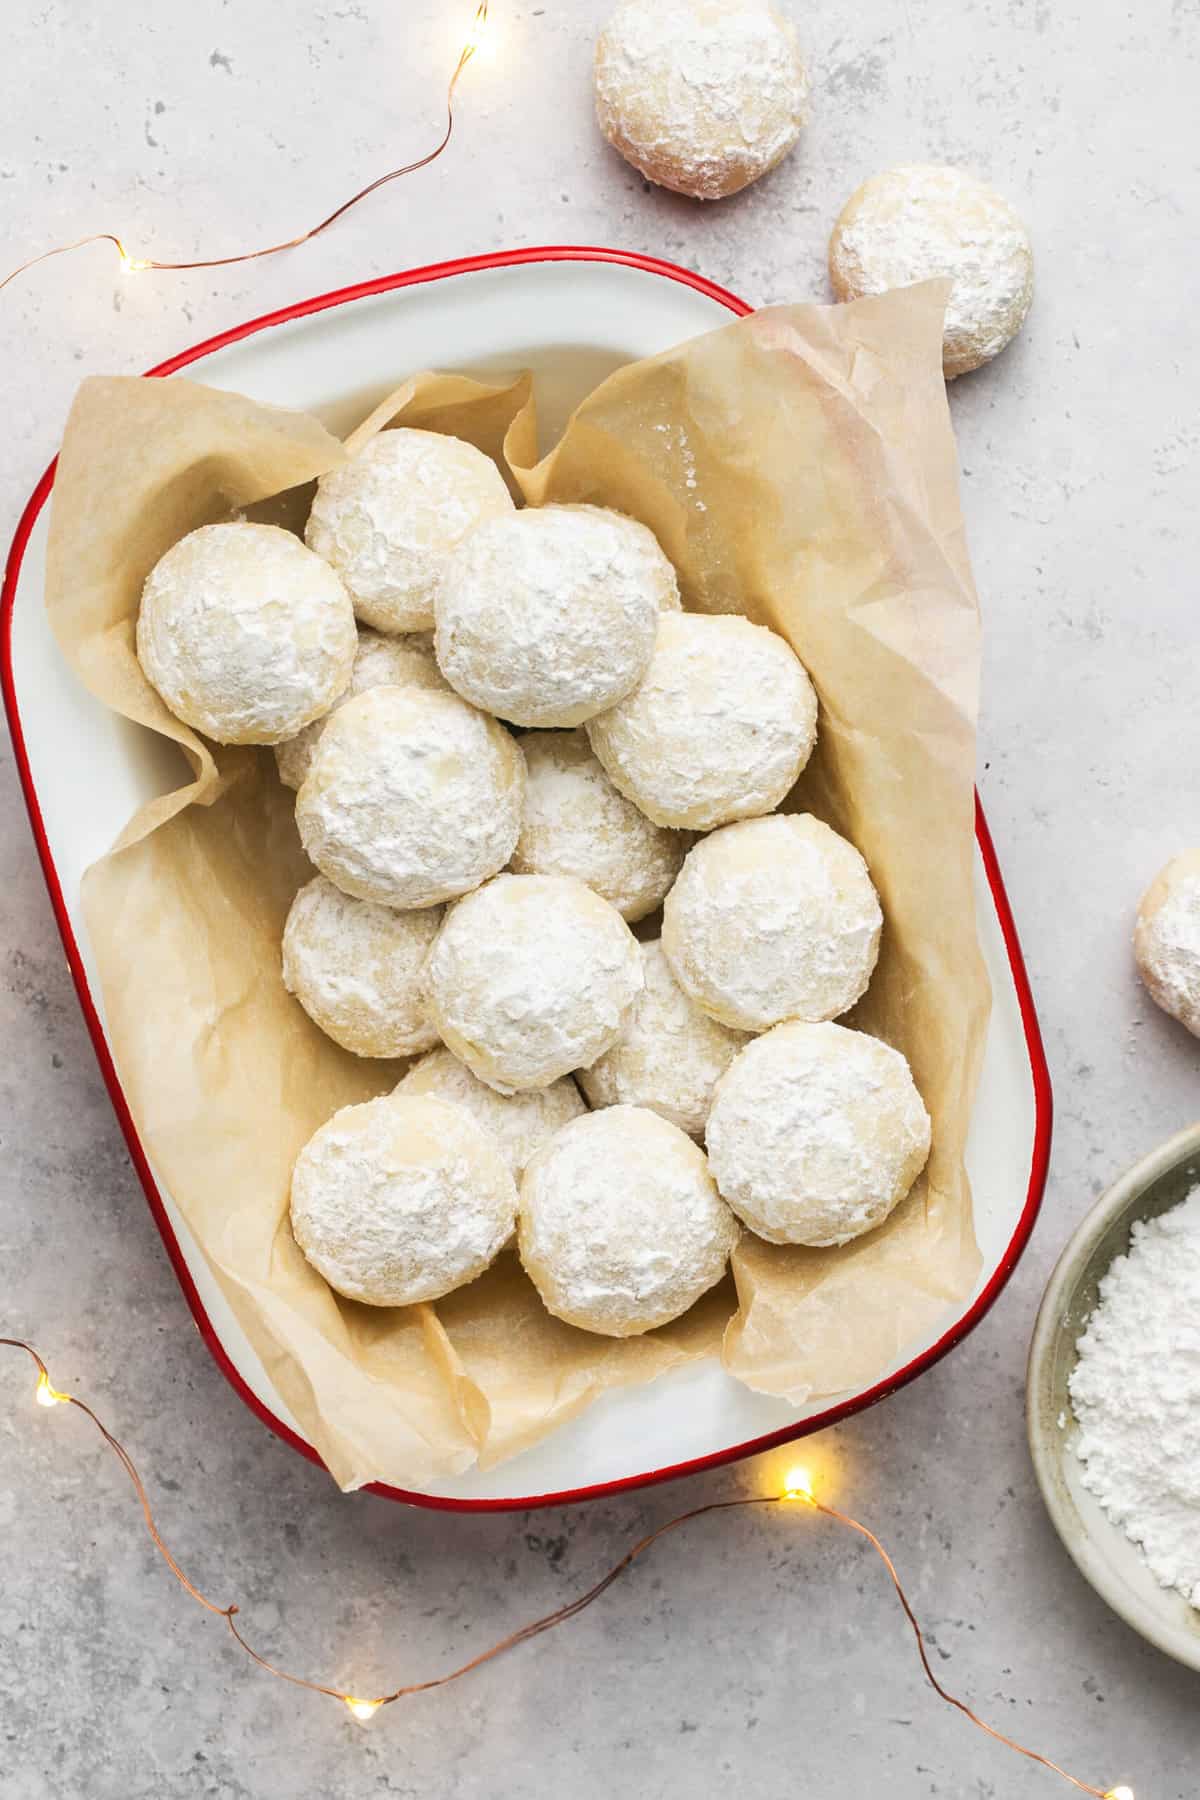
[296,685,524,910]
[594,0,809,202]
[510,729,687,922]
[424,874,644,1093]
[435,505,675,728]
[663,814,882,1031]
[395,1047,586,1180]
[829,164,1034,379]
[579,941,749,1137]
[586,613,817,832]
[707,1021,931,1246]
[1134,851,1200,1037]
[275,628,450,790]
[281,875,440,1058]
[136,521,356,745]
[290,1094,516,1306]
[304,428,513,634]
[518,1107,738,1335]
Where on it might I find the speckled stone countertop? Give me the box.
[2,3,1198,1795]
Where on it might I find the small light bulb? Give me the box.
[120,255,150,274]
[1105,1787,1135,1800]
[344,1697,381,1722]
[783,1466,814,1502]
[35,1372,70,1408]
[463,1,488,58]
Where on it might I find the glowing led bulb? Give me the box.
[344,1697,381,1722]
[1105,1787,1135,1800]
[783,1466,814,1502]
[120,254,150,274]
[35,1372,70,1408]
[462,1,489,59]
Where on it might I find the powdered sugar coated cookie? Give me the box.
[305,428,513,633]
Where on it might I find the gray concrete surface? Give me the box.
[2,1,1198,1794]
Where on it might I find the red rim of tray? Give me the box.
[1,245,1053,1511]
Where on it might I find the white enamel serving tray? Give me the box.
[1,248,1051,1510]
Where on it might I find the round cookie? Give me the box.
[585,612,818,830]
[281,875,440,1059]
[275,628,449,791]
[518,1106,739,1335]
[305,428,513,633]
[435,505,674,727]
[424,873,644,1093]
[828,164,1034,379]
[296,685,525,911]
[1134,851,1200,1037]
[707,1021,931,1246]
[579,940,749,1138]
[662,814,882,1031]
[136,521,356,745]
[594,0,809,201]
[510,729,687,922]
[395,1048,586,1181]
[290,1094,516,1306]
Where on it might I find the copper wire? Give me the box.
[0,2,487,299]
[3,1335,1121,1792]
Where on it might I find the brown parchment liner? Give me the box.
[45,283,989,1491]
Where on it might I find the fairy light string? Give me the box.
[3,1339,1131,1794]
[0,1,489,299]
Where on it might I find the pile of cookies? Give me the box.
[135,424,932,1339]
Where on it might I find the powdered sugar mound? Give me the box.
[305,428,513,633]
[511,728,687,921]
[1134,851,1200,1037]
[136,521,357,745]
[706,1021,931,1246]
[518,1106,739,1335]
[275,628,450,790]
[829,164,1034,379]
[296,685,525,910]
[424,873,644,1093]
[290,1094,517,1307]
[394,1047,585,1181]
[594,0,809,201]
[579,940,749,1138]
[435,505,673,728]
[586,612,818,830]
[663,814,882,1031]
[282,874,441,1059]
[1069,1188,1200,1608]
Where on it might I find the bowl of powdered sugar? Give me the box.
[1028,1123,1200,1672]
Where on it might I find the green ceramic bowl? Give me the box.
[1027,1123,1200,1673]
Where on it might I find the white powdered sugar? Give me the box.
[305,428,513,633]
[1133,851,1200,1038]
[662,814,882,1032]
[281,874,441,1059]
[510,728,687,922]
[295,684,525,910]
[594,0,809,201]
[828,164,1034,379]
[136,521,357,745]
[435,505,673,728]
[706,1021,931,1246]
[274,627,450,791]
[518,1105,739,1336]
[394,1047,586,1181]
[579,939,749,1138]
[289,1094,517,1307]
[1069,1188,1200,1608]
[423,873,644,1093]
[586,612,818,831]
